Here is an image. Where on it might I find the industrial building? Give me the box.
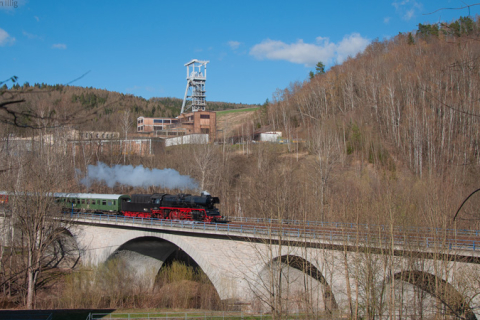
[137,110,216,141]
[136,59,216,141]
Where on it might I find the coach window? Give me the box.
[107,201,112,206]
[81,199,85,204]
[86,199,90,204]
[113,200,116,205]
[102,200,107,206]
[91,200,95,205]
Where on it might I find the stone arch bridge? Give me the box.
[5,214,480,318]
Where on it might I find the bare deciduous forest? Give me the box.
[1,17,480,319]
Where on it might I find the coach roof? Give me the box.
[53,193,129,200]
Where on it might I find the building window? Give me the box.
[154,126,162,131]
[200,114,210,119]
[154,119,164,124]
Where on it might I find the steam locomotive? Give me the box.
[121,192,222,222]
[2,191,224,223]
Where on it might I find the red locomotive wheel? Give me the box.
[170,210,180,220]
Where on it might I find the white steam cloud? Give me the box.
[81,162,198,190]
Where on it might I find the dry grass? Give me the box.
[34,260,223,311]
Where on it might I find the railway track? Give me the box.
[68,212,480,253]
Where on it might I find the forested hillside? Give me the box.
[1,83,257,135]
[257,17,480,185]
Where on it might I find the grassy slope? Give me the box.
[215,108,258,140]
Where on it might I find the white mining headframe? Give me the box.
[180,59,209,115]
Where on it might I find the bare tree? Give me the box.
[0,125,78,308]
[122,109,131,164]
[192,143,218,191]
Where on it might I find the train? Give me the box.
[0,191,224,223]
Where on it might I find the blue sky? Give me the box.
[1,1,478,105]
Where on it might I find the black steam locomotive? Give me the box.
[121,191,222,222]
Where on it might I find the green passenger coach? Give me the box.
[54,193,131,213]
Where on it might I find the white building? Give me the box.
[259,131,282,142]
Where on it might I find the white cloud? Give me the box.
[126,85,141,92]
[249,33,370,67]
[392,0,422,20]
[228,40,241,50]
[384,17,391,24]
[23,31,41,40]
[0,28,15,46]
[34,16,40,22]
[404,8,415,20]
[52,43,67,49]
[336,33,371,63]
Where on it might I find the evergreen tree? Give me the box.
[309,61,326,80]
[315,61,325,75]
[407,32,415,45]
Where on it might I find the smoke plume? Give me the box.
[81,162,199,190]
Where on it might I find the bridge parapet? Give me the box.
[226,216,480,238]
[70,213,480,257]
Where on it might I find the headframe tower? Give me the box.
[180,59,209,115]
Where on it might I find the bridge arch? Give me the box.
[45,227,81,269]
[385,270,476,320]
[256,254,337,313]
[104,234,226,300]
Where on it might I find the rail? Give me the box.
[70,212,480,253]
[225,216,480,237]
